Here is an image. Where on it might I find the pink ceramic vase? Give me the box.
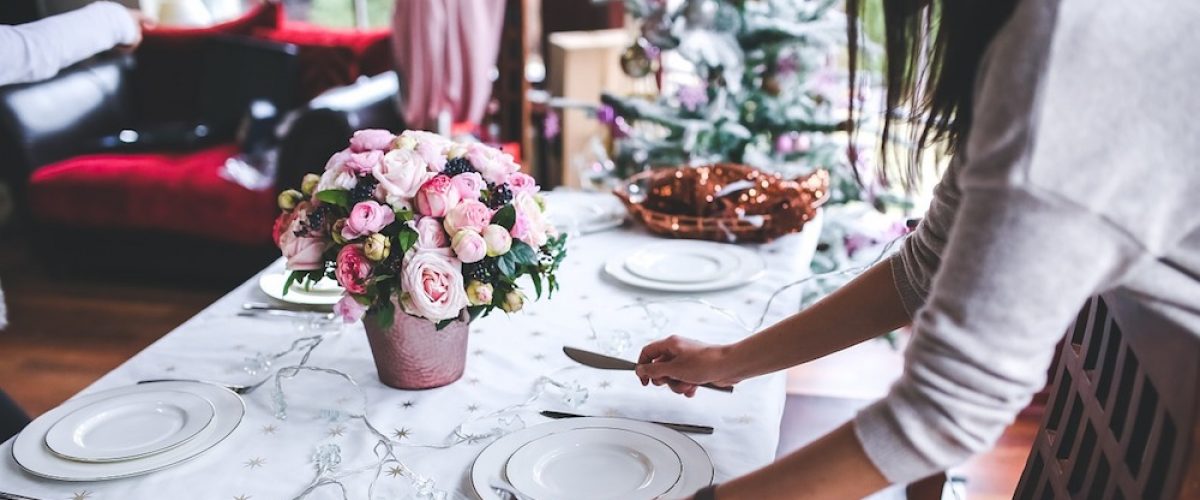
[363,309,469,390]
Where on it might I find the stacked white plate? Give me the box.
[471,417,714,500]
[258,272,344,306]
[604,240,766,292]
[542,190,628,235]
[12,381,244,481]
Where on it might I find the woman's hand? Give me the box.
[635,335,742,397]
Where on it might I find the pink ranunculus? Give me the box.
[399,250,468,321]
[466,142,520,185]
[323,148,352,171]
[341,201,396,240]
[335,245,372,295]
[317,157,358,192]
[450,171,486,201]
[349,129,396,152]
[443,200,492,237]
[343,150,384,174]
[451,229,487,263]
[415,138,448,172]
[280,208,326,270]
[334,294,367,323]
[415,175,461,217]
[374,149,434,205]
[506,172,539,195]
[413,216,450,252]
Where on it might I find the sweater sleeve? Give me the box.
[854,186,1148,483]
[0,1,139,86]
[890,156,963,317]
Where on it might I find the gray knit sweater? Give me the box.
[852,0,1200,483]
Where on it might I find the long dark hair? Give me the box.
[847,0,1019,188]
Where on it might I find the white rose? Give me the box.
[374,149,435,206]
[514,192,549,247]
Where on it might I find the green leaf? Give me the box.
[434,318,454,331]
[531,272,543,299]
[374,299,395,328]
[396,228,418,255]
[508,240,537,265]
[282,271,302,296]
[467,305,490,322]
[315,189,351,208]
[496,253,517,278]
[395,208,415,222]
[492,205,516,230]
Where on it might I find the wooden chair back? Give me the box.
[1014,294,1200,499]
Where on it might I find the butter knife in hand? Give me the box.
[562,346,734,393]
[541,410,714,434]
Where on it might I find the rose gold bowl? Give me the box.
[613,164,829,243]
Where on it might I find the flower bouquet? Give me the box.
[273,129,567,388]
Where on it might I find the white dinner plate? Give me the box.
[542,190,627,235]
[471,417,713,500]
[505,427,683,500]
[13,381,245,481]
[624,241,742,284]
[45,390,214,463]
[604,242,766,293]
[258,272,344,306]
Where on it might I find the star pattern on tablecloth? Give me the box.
[233,495,252,500]
[602,408,622,417]
[529,330,543,337]
[328,425,346,437]
[532,353,546,362]
[336,396,353,405]
[466,377,480,385]
[233,344,247,351]
[466,404,480,413]
[472,348,485,357]
[243,457,266,469]
[164,365,177,372]
[390,427,412,440]
[70,491,93,500]
[730,415,755,425]
[597,380,612,389]
[261,424,277,435]
[386,465,404,478]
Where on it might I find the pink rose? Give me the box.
[335,245,372,295]
[506,172,539,195]
[451,229,487,263]
[334,295,366,323]
[450,171,486,201]
[341,201,396,240]
[442,200,492,237]
[317,151,358,192]
[481,224,512,257]
[413,216,450,252]
[415,138,448,172]
[349,129,396,152]
[344,150,384,174]
[374,149,435,205]
[399,250,468,321]
[280,212,326,270]
[513,192,549,247]
[415,175,461,217]
[466,281,493,306]
[466,142,520,185]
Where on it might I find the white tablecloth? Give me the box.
[0,213,821,500]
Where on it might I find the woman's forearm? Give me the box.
[712,421,889,499]
[722,258,911,381]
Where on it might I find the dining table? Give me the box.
[0,199,823,500]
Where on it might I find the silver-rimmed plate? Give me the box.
[12,381,244,481]
[471,417,713,500]
[44,389,214,463]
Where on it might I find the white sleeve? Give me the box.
[0,1,139,86]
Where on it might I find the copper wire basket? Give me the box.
[613,164,829,243]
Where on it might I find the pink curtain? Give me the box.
[391,0,506,131]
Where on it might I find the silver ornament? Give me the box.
[684,0,720,29]
[620,43,654,78]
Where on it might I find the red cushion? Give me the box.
[28,145,276,246]
[133,3,283,123]
[252,24,392,100]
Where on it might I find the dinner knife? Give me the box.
[561,346,734,393]
[541,410,714,435]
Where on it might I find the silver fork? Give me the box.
[0,491,44,500]
[137,376,271,396]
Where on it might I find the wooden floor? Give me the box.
[0,232,1035,498]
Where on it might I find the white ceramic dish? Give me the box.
[504,427,683,500]
[604,242,766,292]
[258,272,343,306]
[543,191,627,235]
[624,241,742,284]
[471,417,713,500]
[13,381,245,481]
[45,390,214,463]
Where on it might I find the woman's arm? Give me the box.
[636,258,910,394]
